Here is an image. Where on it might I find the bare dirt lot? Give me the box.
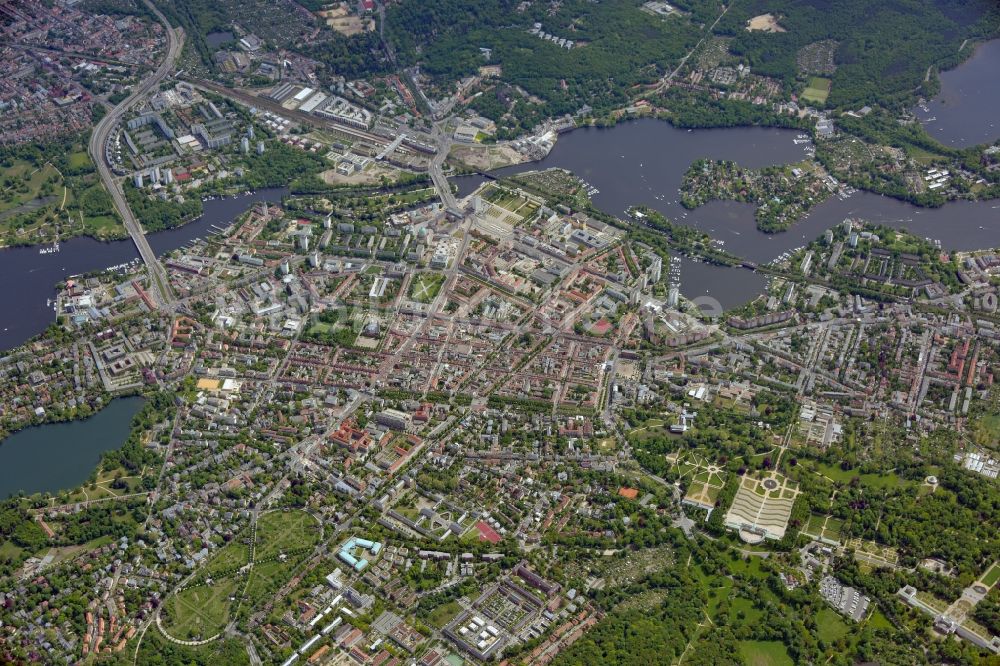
[450,143,526,171]
[320,162,399,186]
[318,5,374,36]
[747,13,786,33]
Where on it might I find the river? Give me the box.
[914,39,1000,148]
[0,188,287,352]
[455,117,1000,309]
[4,102,998,348]
[459,121,811,309]
[0,396,144,499]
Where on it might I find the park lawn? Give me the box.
[804,513,826,535]
[304,319,357,345]
[701,483,723,503]
[627,423,675,444]
[727,555,767,579]
[242,558,292,610]
[426,600,463,628]
[677,460,699,475]
[162,578,237,641]
[816,608,850,643]
[595,437,617,453]
[801,76,831,104]
[204,539,251,578]
[0,540,23,562]
[915,591,949,613]
[803,513,843,542]
[80,206,125,237]
[856,471,905,490]
[823,516,843,541]
[739,640,794,666]
[730,597,763,626]
[61,484,114,505]
[973,413,1000,446]
[45,534,116,567]
[814,463,906,490]
[409,272,445,303]
[685,480,721,504]
[906,145,949,165]
[982,563,1000,587]
[0,159,125,243]
[868,610,893,630]
[396,505,421,522]
[814,462,856,483]
[0,160,61,214]
[459,527,483,544]
[484,186,527,212]
[393,186,436,205]
[255,510,321,561]
[67,152,92,170]
[306,320,334,335]
[705,575,735,620]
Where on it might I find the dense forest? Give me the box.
[0,135,121,245]
[235,140,327,190]
[655,88,811,130]
[716,0,1000,109]
[0,499,47,562]
[386,0,706,118]
[100,390,175,474]
[380,0,1000,119]
[551,571,704,665]
[542,528,989,666]
[125,182,203,232]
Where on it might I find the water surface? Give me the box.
[914,39,1000,148]
[472,119,1000,307]
[205,31,235,49]
[0,188,286,351]
[0,396,145,498]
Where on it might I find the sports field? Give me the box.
[802,76,831,104]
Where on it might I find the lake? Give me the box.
[460,118,1000,308]
[473,121,810,308]
[0,188,287,352]
[205,31,235,49]
[914,39,1000,148]
[0,396,145,499]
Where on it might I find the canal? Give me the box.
[0,396,145,499]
